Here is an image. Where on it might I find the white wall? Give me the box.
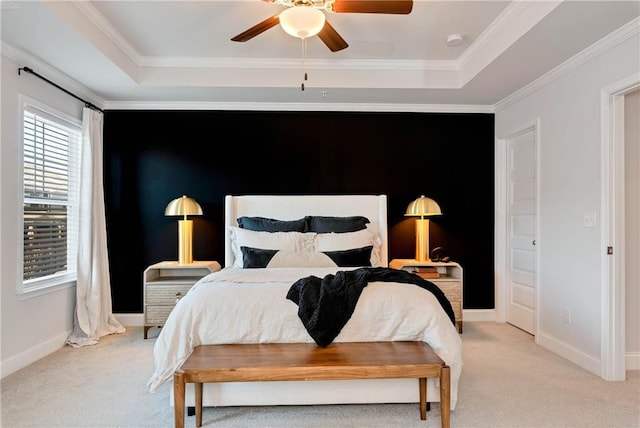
[625,89,640,365]
[496,34,640,373]
[1,55,81,377]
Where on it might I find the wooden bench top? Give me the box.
[174,341,450,428]
[178,341,445,381]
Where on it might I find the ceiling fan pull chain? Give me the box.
[301,38,308,91]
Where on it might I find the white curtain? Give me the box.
[66,107,125,348]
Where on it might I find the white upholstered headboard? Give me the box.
[224,195,388,268]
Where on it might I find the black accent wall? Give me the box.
[103,110,494,313]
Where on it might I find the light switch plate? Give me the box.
[584,211,597,228]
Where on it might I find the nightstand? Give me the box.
[389,259,463,333]
[143,261,221,339]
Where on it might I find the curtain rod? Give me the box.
[18,66,104,113]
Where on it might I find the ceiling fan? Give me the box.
[231,0,414,52]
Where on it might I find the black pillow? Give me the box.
[307,216,370,233]
[241,246,373,268]
[237,216,308,232]
[322,246,373,267]
[240,246,279,268]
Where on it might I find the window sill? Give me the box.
[17,279,76,301]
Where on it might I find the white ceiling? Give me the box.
[1,0,639,109]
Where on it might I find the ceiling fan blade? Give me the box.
[332,0,413,14]
[318,21,348,52]
[231,15,280,42]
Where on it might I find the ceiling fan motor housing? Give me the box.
[232,1,414,52]
[276,1,335,12]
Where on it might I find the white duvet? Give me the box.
[147,266,463,408]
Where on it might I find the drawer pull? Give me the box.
[175,292,183,303]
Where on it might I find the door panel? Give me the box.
[512,281,535,308]
[507,127,537,334]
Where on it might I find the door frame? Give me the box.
[495,118,541,340]
[600,73,639,381]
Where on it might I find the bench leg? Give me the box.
[195,382,203,427]
[419,377,427,420]
[174,372,185,428]
[440,366,451,428]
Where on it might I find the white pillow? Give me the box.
[264,250,338,268]
[313,229,382,267]
[229,226,315,267]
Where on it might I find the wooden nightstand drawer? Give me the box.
[145,280,199,305]
[145,305,176,324]
[431,281,461,301]
[143,261,221,339]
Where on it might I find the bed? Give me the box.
[147,194,462,412]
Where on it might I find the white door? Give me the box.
[506,126,537,334]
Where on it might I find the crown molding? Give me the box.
[459,0,561,86]
[494,17,640,112]
[4,40,493,113]
[45,1,139,82]
[140,55,459,71]
[102,100,494,113]
[1,41,106,109]
[71,1,141,65]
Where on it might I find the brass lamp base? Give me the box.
[415,218,431,262]
[178,219,194,265]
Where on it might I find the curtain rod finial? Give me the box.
[18,66,33,75]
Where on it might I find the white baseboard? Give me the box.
[0,330,71,379]
[463,309,496,322]
[114,313,144,327]
[1,314,142,380]
[537,330,601,376]
[626,351,640,370]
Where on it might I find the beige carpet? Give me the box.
[1,322,638,428]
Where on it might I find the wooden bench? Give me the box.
[174,341,450,428]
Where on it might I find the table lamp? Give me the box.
[405,195,442,262]
[165,195,203,265]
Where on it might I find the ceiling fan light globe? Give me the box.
[279,6,326,39]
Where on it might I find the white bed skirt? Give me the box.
[170,378,442,407]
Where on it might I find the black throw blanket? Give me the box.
[286,267,456,347]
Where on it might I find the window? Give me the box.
[22,103,81,292]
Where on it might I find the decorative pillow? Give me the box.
[313,229,382,267]
[240,247,278,268]
[229,226,314,267]
[240,246,373,268]
[307,215,370,233]
[237,216,308,232]
[322,246,373,267]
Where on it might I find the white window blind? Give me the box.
[22,105,81,288]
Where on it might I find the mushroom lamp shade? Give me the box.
[405,195,442,262]
[165,195,203,265]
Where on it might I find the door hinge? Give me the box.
[607,246,613,255]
